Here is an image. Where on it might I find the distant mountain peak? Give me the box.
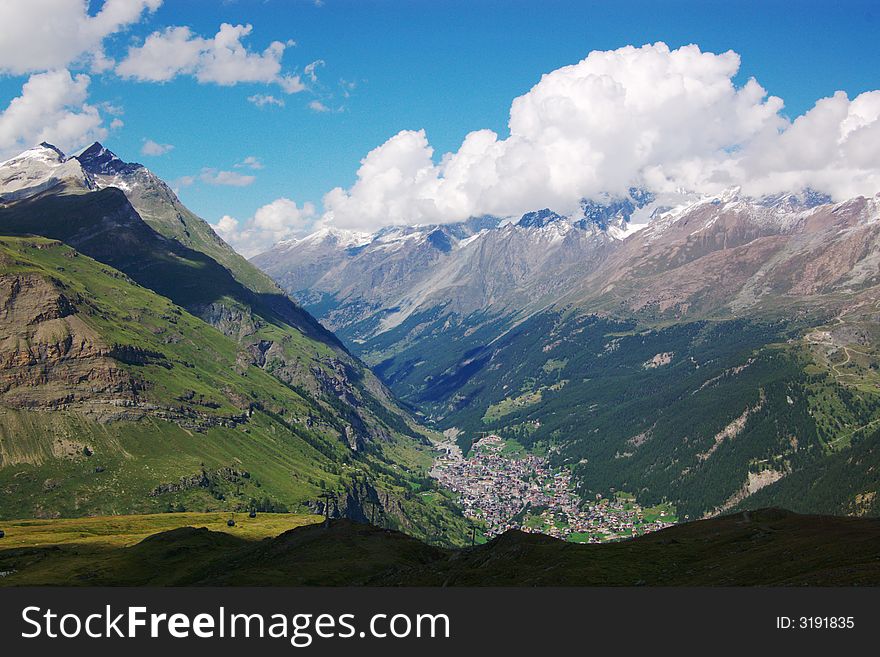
[426,227,453,252]
[517,208,566,229]
[573,187,657,232]
[36,142,66,159]
[0,142,66,167]
[75,142,142,176]
[0,142,96,201]
[756,188,833,210]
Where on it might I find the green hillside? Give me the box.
[0,236,469,543]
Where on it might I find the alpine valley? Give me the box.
[255,186,880,521]
[0,143,471,543]
[4,137,880,557]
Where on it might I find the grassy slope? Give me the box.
[383,508,880,586]
[0,512,322,586]
[2,508,878,586]
[0,184,437,469]
[0,512,321,550]
[0,237,469,543]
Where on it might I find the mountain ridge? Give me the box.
[0,143,470,542]
[3,507,879,586]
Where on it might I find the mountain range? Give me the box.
[0,143,469,543]
[3,136,880,537]
[255,184,880,519]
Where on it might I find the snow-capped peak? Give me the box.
[0,142,96,202]
[517,208,567,229]
[0,142,66,168]
[296,226,372,248]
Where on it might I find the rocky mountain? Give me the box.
[254,185,880,520]
[74,143,279,296]
[0,143,97,202]
[253,189,660,348]
[0,143,469,543]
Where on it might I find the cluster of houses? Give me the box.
[433,434,675,542]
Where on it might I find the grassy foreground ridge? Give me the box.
[1,508,879,586]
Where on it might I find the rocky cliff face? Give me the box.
[0,271,139,415]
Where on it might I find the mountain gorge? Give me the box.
[0,144,469,543]
[255,187,880,520]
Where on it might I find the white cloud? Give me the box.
[277,74,306,94]
[730,90,880,200]
[116,23,306,95]
[170,174,195,194]
[308,100,330,113]
[172,163,259,192]
[236,156,264,170]
[320,42,880,233]
[141,138,174,156]
[304,59,325,83]
[0,0,162,75]
[100,102,125,116]
[0,69,107,159]
[339,78,357,98]
[212,198,316,256]
[323,43,789,230]
[248,94,285,108]
[200,168,256,187]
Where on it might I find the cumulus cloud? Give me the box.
[116,23,305,94]
[304,59,325,83]
[0,0,162,75]
[170,174,195,194]
[308,100,331,113]
[200,168,256,187]
[235,156,264,170]
[0,69,106,159]
[320,42,880,233]
[212,198,316,256]
[277,74,306,94]
[248,93,285,108]
[730,90,880,200]
[141,138,173,156]
[322,43,784,229]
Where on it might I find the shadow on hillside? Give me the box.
[2,509,879,587]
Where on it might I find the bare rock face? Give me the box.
[569,193,880,320]
[0,273,139,413]
[312,477,410,529]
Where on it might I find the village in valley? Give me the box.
[431,434,677,543]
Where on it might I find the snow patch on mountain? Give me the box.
[0,143,96,202]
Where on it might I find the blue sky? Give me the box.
[1,0,879,254]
